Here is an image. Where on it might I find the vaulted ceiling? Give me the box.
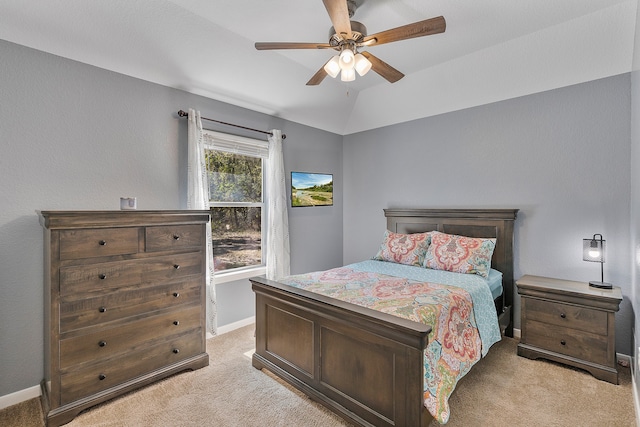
[0,0,636,135]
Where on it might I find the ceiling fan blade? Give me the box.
[360,51,404,83]
[255,42,333,50]
[306,65,329,86]
[323,0,352,40]
[361,16,446,46]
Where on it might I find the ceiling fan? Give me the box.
[254,0,446,86]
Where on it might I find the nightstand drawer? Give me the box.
[525,298,607,335]
[525,320,609,366]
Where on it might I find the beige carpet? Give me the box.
[0,324,635,426]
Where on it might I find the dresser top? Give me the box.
[39,210,211,229]
[516,274,622,302]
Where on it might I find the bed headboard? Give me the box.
[384,208,519,336]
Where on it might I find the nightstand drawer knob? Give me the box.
[99,306,107,313]
[173,320,180,326]
[98,373,106,381]
[98,273,107,280]
[173,348,180,354]
[173,264,180,270]
[173,292,180,298]
[173,235,180,240]
[560,340,566,346]
[560,313,566,318]
[99,240,107,246]
[98,340,107,347]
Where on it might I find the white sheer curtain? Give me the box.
[266,129,290,280]
[187,108,217,336]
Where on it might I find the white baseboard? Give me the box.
[0,385,40,411]
[207,316,255,339]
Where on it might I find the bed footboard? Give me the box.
[251,276,434,427]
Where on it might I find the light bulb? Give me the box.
[340,68,355,82]
[323,55,340,78]
[589,248,601,258]
[339,48,355,70]
[354,53,372,76]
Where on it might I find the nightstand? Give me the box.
[516,275,622,384]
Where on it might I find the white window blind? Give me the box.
[202,129,269,159]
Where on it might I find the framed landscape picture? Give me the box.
[291,172,333,207]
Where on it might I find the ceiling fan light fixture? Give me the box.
[340,67,356,82]
[324,55,341,78]
[354,53,372,76]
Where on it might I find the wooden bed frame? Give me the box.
[250,208,518,427]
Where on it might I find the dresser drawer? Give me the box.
[60,228,139,260]
[525,319,609,366]
[525,298,607,335]
[143,252,204,284]
[60,280,202,333]
[60,305,202,369]
[146,224,203,252]
[60,331,203,406]
[59,252,202,300]
[60,260,142,298]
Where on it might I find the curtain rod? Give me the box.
[177,110,286,139]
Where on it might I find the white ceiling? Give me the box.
[0,0,637,135]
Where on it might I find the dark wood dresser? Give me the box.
[39,210,210,426]
[516,274,622,384]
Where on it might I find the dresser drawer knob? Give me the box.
[98,273,107,280]
[560,313,566,318]
[98,340,107,347]
[173,348,180,354]
[98,306,107,313]
[560,340,566,346]
[99,240,107,246]
[98,373,106,381]
[173,264,180,270]
[173,320,180,326]
[173,235,180,241]
[173,292,180,298]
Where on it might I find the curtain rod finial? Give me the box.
[178,110,188,117]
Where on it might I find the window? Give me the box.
[203,130,269,274]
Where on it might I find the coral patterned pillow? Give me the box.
[423,231,496,278]
[372,230,432,266]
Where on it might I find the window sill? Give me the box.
[214,266,266,285]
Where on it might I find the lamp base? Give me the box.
[589,281,613,289]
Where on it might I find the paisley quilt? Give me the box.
[279,260,501,424]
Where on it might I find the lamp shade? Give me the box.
[340,67,356,82]
[582,233,612,289]
[339,48,355,71]
[354,53,372,76]
[323,55,340,78]
[583,235,605,262]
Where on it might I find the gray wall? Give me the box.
[629,0,640,399]
[343,74,633,355]
[631,68,640,400]
[0,39,343,397]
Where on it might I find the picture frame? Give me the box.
[291,172,333,207]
